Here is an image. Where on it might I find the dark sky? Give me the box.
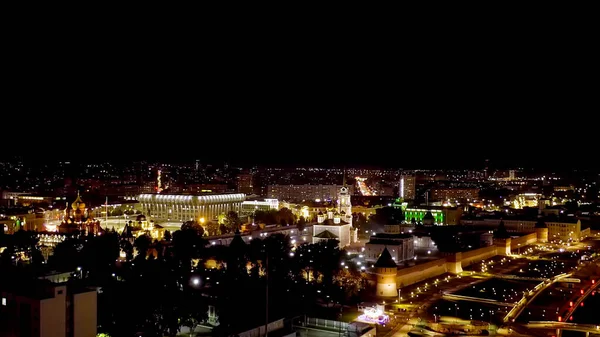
[4,37,597,170]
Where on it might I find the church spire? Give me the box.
[342,167,346,186]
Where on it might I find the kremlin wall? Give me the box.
[372,228,549,298]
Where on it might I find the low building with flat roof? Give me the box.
[0,278,97,337]
[365,233,414,263]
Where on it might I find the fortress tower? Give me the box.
[374,247,398,298]
[446,252,463,274]
[535,210,549,243]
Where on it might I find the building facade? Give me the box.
[365,233,414,263]
[312,186,356,247]
[58,193,102,235]
[137,193,245,222]
[461,218,587,243]
[431,188,479,201]
[267,184,353,202]
[240,199,279,215]
[399,175,416,200]
[237,173,254,194]
[404,206,462,225]
[0,282,97,337]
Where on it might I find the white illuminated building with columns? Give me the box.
[137,193,245,222]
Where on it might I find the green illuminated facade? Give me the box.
[404,208,444,224]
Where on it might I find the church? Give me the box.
[312,183,357,247]
[59,193,102,235]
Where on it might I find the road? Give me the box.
[504,273,571,323]
[526,321,600,333]
[384,274,490,337]
[563,278,600,321]
[442,293,515,307]
[355,177,375,196]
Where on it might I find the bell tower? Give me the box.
[338,168,352,225]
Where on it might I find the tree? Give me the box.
[297,216,306,231]
[352,212,367,229]
[134,234,152,260]
[111,208,124,216]
[120,239,134,261]
[163,230,172,242]
[219,223,229,235]
[225,211,240,231]
[370,206,404,226]
[50,238,82,271]
[181,221,205,237]
[206,221,219,236]
[254,209,278,225]
[277,207,295,226]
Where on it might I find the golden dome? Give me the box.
[71,192,86,210]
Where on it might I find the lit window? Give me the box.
[1,298,6,306]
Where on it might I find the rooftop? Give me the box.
[374,247,397,268]
[372,233,413,239]
[367,238,404,246]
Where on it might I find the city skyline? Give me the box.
[2,153,597,171]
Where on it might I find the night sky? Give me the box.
[5,44,596,170]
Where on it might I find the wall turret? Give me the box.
[374,247,398,298]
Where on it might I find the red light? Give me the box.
[581,302,584,307]
[581,289,584,295]
[593,280,596,284]
[570,301,573,307]
[570,316,573,321]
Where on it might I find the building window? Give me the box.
[58,290,63,295]
[1,298,6,306]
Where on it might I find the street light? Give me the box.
[192,277,200,286]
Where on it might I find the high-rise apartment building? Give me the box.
[237,173,254,194]
[399,175,416,200]
[431,188,479,201]
[267,184,353,202]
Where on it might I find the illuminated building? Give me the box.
[267,184,353,202]
[404,206,462,225]
[0,281,97,337]
[37,233,66,247]
[137,193,245,222]
[240,199,279,216]
[365,232,414,263]
[58,193,102,235]
[430,188,479,201]
[13,195,53,207]
[121,214,165,240]
[399,175,415,200]
[461,217,588,243]
[0,211,45,232]
[237,173,254,194]
[554,185,574,192]
[312,185,356,247]
[511,193,542,209]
